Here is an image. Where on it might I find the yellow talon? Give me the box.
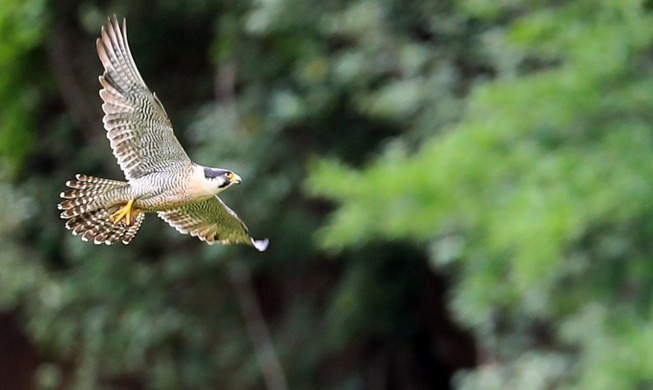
[109,199,139,226]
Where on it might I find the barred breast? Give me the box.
[131,163,206,212]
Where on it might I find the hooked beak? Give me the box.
[230,173,242,185]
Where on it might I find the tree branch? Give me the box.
[46,22,103,141]
[228,263,288,390]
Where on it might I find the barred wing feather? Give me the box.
[97,16,191,180]
[158,196,269,251]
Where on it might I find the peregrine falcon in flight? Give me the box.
[58,17,268,251]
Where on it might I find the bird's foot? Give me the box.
[109,199,140,226]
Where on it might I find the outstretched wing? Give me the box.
[97,16,191,180]
[158,197,269,251]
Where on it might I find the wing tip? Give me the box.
[252,238,269,252]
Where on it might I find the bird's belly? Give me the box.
[133,193,210,212]
[127,169,213,212]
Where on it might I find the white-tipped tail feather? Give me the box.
[58,174,142,245]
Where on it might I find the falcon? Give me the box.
[57,16,268,251]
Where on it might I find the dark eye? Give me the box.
[225,172,234,180]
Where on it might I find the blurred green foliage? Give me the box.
[309,0,653,388]
[0,0,46,174]
[2,0,653,388]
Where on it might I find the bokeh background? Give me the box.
[2,0,653,388]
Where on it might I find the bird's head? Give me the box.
[201,167,242,194]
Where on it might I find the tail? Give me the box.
[58,174,145,245]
